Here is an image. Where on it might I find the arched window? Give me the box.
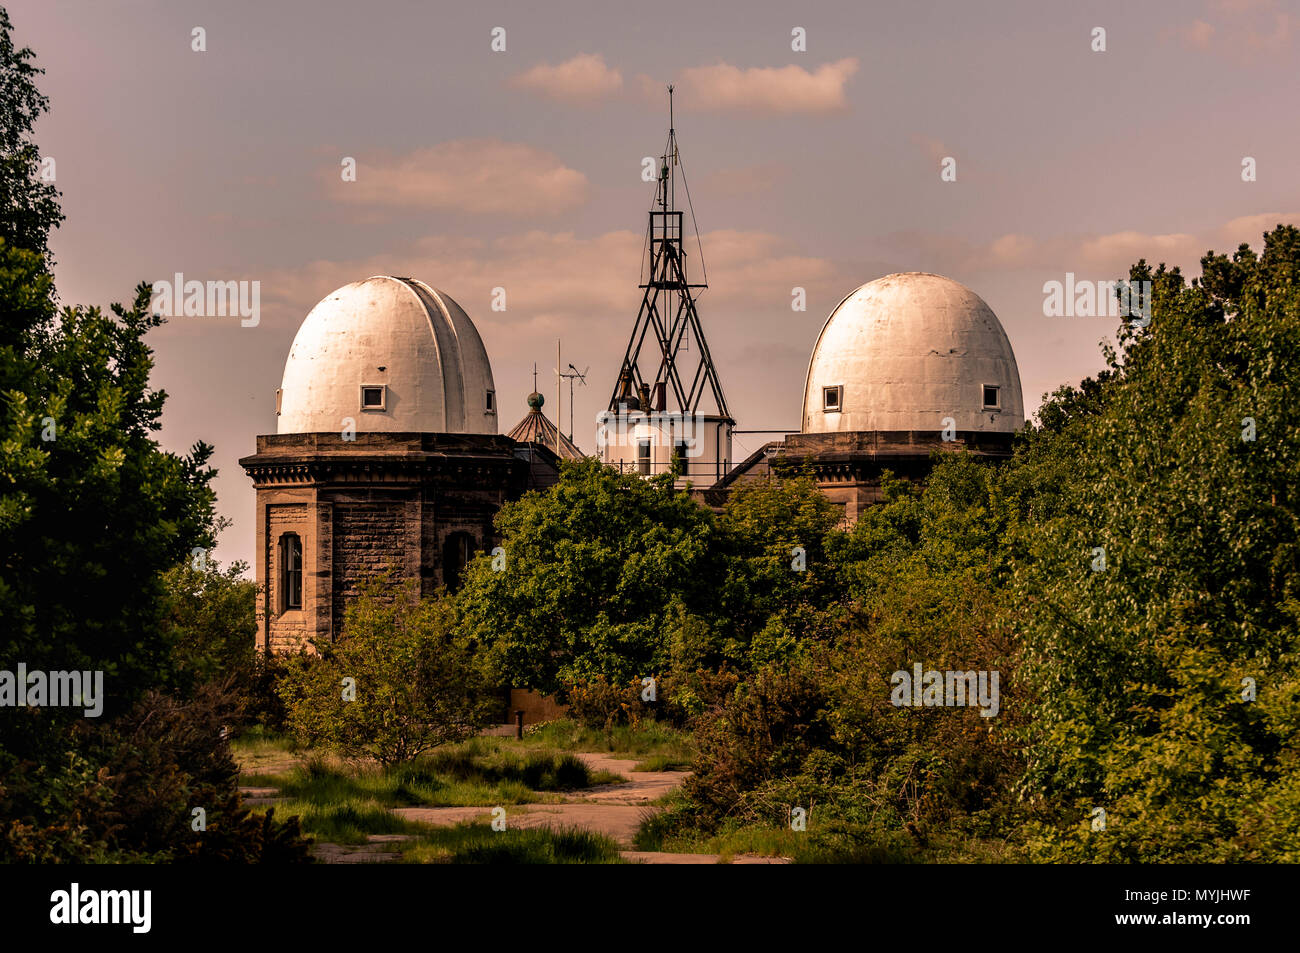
[280,533,302,611]
[442,532,475,593]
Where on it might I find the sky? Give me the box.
[10,0,1300,570]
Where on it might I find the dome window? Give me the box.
[360,384,387,411]
[822,385,842,413]
[486,389,496,413]
[982,384,1001,410]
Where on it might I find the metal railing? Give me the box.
[605,458,729,480]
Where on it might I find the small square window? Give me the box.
[982,385,1001,410]
[823,385,842,412]
[360,385,386,410]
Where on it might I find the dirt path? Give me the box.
[241,745,789,864]
[391,752,788,864]
[572,753,686,804]
[390,753,680,848]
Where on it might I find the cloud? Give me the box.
[1167,1,1293,59]
[694,229,841,305]
[258,227,842,338]
[1076,231,1202,270]
[655,58,859,115]
[509,53,623,104]
[909,133,951,163]
[1220,212,1300,242]
[326,140,588,217]
[872,214,1300,283]
[984,234,1039,267]
[1179,19,1216,50]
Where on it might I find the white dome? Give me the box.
[802,273,1023,434]
[277,276,497,435]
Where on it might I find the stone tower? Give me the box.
[240,276,536,654]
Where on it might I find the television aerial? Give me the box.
[555,363,588,442]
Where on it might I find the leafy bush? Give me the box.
[279,578,497,765]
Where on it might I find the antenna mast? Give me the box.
[607,86,731,421]
[558,363,588,441]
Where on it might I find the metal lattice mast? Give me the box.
[607,87,732,420]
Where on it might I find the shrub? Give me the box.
[279,578,497,765]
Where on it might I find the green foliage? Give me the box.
[1012,227,1300,861]
[1,684,309,862]
[668,454,1028,859]
[261,742,597,813]
[89,684,309,862]
[715,472,846,665]
[519,717,695,763]
[0,7,62,266]
[0,276,217,717]
[456,459,851,696]
[456,458,718,693]
[160,550,257,693]
[397,823,624,864]
[0,738,112,862]
[0,11,237,862]
[447,825,623,864]
[279,579,497,765]
[563,674,651,729]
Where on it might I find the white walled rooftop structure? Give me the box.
[277,276,498,435]
[801,272,1024,435]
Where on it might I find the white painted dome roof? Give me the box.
[277,276,497,435]
[802,273,1023,434]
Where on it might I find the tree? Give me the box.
[0,6,62,267]
[280,579,496,765]
[159,547,257,694]
[455,458,719,694]
[1013,227,1300,861]
[0,9,278,861]
[713,470,844,667]
[680,459,1025,856]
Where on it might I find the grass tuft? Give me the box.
[398,823,624,864]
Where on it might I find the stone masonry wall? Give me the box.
[331,501,409,635]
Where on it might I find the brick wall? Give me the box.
[331,501,409,634]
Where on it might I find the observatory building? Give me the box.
[240,276,558,654]
[715,272,1024,522]
[593,94,1024,520]
[243,100,1026,659]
